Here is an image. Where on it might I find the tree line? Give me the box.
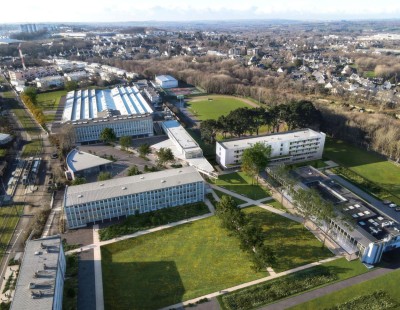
[216,195,276,271]
[200,100,321,144]
[21,87,45,126]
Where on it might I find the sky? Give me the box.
[3,0,400,23]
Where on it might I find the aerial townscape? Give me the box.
[1,1,400,310]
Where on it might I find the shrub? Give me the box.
[326,290,397,310]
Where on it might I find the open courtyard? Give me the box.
[101,206,333,309]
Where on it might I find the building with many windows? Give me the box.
[216,129,326,169]
[61,86,153,143]
[288,166,400,265]
[11,236,66,310]
[63,166,205,229]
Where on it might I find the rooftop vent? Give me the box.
[29,282,36,289]
[78,194,83,198]
[122,187,127,190]
[34,251,41,255]
[161,180,166,183]
[100,184,104,186]
[140,176,144,179]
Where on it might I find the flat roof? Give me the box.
[293,166,400,246]
[11,236,62,310]
[218,129,324,149]
[61,86,153,122]
[162,120,201,150]
[0,133,12,141]
[156,75,177,82]
[66,149,112,173]
[65,166,204,206]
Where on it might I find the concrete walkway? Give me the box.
[93,225,104,310]
[160,256,341,310]
[210,184,303,223]
[261,263,400,310]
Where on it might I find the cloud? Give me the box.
[4,0,400,22]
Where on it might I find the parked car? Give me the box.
[51,153,58,159]
[395,207,400,212]
[389,203,397,208]
[383,200,392,205]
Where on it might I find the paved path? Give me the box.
[160,256,341,310]
[66,202,216,255]
[210,184,302,223]
[92,225,104,310]
[261,263,400,310]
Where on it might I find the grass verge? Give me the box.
[99,202,210,241]
[214,172,270,200]
[63,254,79,310]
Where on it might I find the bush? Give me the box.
[99,202,210,241]
[221,266,338,310]
[326,290,397,310]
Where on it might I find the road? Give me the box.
[0,81,57,289]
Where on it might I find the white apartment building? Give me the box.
[63,166,205,229]
[36,75,65,89]
[9,66,58,81]
[155,75,178,89]
[64,70,89,82]
[61,86,154,143]
[216,129,326,169]
[11,236,66,310]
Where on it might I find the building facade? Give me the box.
[9,66,58,81]
[216,129,326,169]
[11,236,66,310]
[281,166,400,265]
[64,167,205,229]
[61,87,154,143]
[155,75,178,88]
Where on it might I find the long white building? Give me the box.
[216,129,326,169]
[11,236,65,310]
[61,86,154,143]
[155,75,178,88]
[63,166,205,229]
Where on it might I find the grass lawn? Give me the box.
[324,138,400,203]
[244,206,333,272]
[101,206,334,309]
[219,257,368,310]
[0,205,23,262]
[213,189,247,205]
[289,268,400,310]
[214,172,270,200]
[101,215,268,310]
[37,90,67,111]
[187,96,252,120]
[22,139,42,157]
[266,200,287,211]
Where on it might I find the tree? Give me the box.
[119,136,131,151]
[156,147,174,167]
[200,119,219,144]
[97,171,112,181]
[250,245,276,271]
[72,177,86,185]
[100,128,116,143]
[23,87,37,104]
[65,80,78,91]
[216,195,245,232]
[138,143,151,157]
[241,142,271,184]
[127,165,142,176]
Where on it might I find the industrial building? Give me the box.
[63,166,205,229]
[155,75,178,89]
[11,236,66,310]
[61,86,154,143]
[289,166,400,265]
[216,129,326,169]
[65,149,113,180]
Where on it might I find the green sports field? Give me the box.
[187,96,252,120]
